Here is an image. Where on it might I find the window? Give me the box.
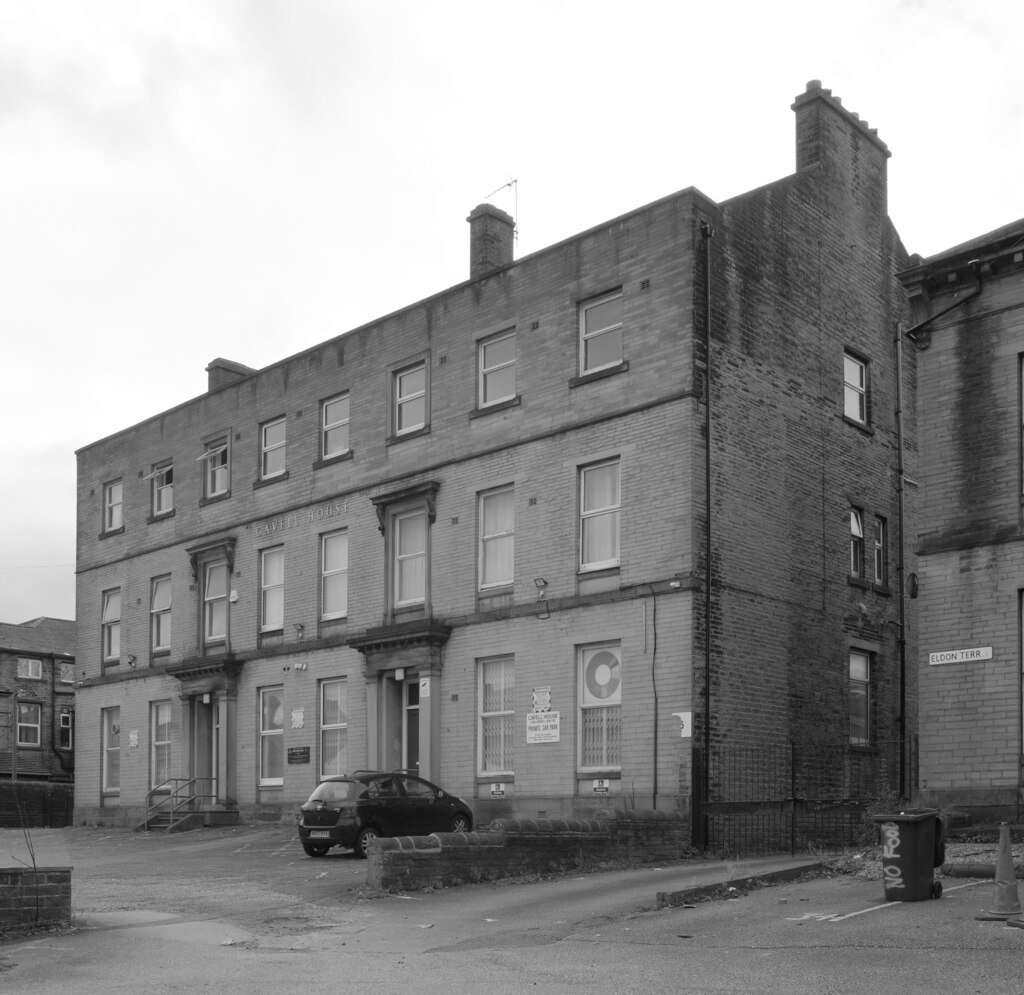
[102,707,121,793]
[579,643,622,770]
[101,588,121,664]
[479,656,514,775]
[873,515,888,586]
[151,575,172,652]
[843,352,868,424]
[260,687,284,785]
[59,662,75,684]
[321,531,349,620]
[103,479,123,532]
[479,486,514,589]
[850,650,871,745]
[320,678,348,778]
[394,361,427,436]
[17,702,41,746]
[580,291,623,374]
[260,416,287,479]
[149,463,174,516]
[371,481,439,618]
[201,439,229,498]
[478,330,516,407]
[17,657,42,680]
[850,508,865,578]
[580,459,620,571]
[204,562,228,645]
[151,701,172,787]
[58,710,73,750]
[322,394,350,460]
[394,509,427,607]
[260,547,284,632]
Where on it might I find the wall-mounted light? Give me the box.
[126,654,137,668]
[533,577,548,602]
[293,623,305,641]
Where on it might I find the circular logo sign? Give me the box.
[585,649,621,700]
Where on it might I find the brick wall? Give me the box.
[699,82,914,754]
[366,809,690,893]
[909,246,1024,818]
[0,866,72,926]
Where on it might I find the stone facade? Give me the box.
[901,220,1024,820]
[72,81,915,836]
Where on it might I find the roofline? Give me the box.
[75,185,720,455]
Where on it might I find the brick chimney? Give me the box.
[467,203,515,279]
[792,79,891,219]
[206,357,256,393]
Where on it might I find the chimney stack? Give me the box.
[467,203,515,280]
[206,357,256,393]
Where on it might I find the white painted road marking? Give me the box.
[785,880,988,924]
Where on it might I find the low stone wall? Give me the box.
[0,866,72,926]
[366,809,690,893]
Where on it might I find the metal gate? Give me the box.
[692,739,916,856]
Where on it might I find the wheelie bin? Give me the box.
[872,809,944,901]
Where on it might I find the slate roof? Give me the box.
[0,617,76,658]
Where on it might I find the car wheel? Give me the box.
[450,814,471,833]
[355,826,380,858]
[302,843,330,858]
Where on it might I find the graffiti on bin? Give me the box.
[879,821,904,890]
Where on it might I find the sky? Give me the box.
[1,0,1022,625]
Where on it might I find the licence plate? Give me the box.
[309,830,331,839]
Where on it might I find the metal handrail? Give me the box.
[144,777,216,828]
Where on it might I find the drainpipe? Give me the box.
[700,219,714,822]
[894,323,909,797]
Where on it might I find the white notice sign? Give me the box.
[928,646,993,666]
[526,711,560,744]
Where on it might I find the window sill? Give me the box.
[98,526,125,540]
[476,773,515,784]
[199,492,231,507]
[470,395,521,420]
[313,450,354,471]
[848,576,871,590]
[569,360,629,389]
[147,510,176,524]
[253,472,290,490]
[576,770,622,781]
[842,415,875,436]
[872,583,892,597]
[386,426,431,446]
[150,650,170,662]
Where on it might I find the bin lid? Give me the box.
[871,809,939,823]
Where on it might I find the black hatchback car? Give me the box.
[297,770,474,858]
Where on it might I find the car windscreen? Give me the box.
[307,780,357,804]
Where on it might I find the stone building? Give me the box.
[0,617,76,782]
[901,219,1024,821]
[73,82,915,845]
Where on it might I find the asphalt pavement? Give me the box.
[5,824,1024,994]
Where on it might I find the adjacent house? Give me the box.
[73,81,916,849]
[901,219,1024,822]
[1,617,75,827]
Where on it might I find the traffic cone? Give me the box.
[976,823,1021,921]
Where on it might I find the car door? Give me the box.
[362,775,404,837]
[398,775,447,834]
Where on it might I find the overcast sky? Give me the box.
[1,0,1021,625]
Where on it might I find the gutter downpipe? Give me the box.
[700,219,714,834]
[894,322,909,797]
[897,263,982,798]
